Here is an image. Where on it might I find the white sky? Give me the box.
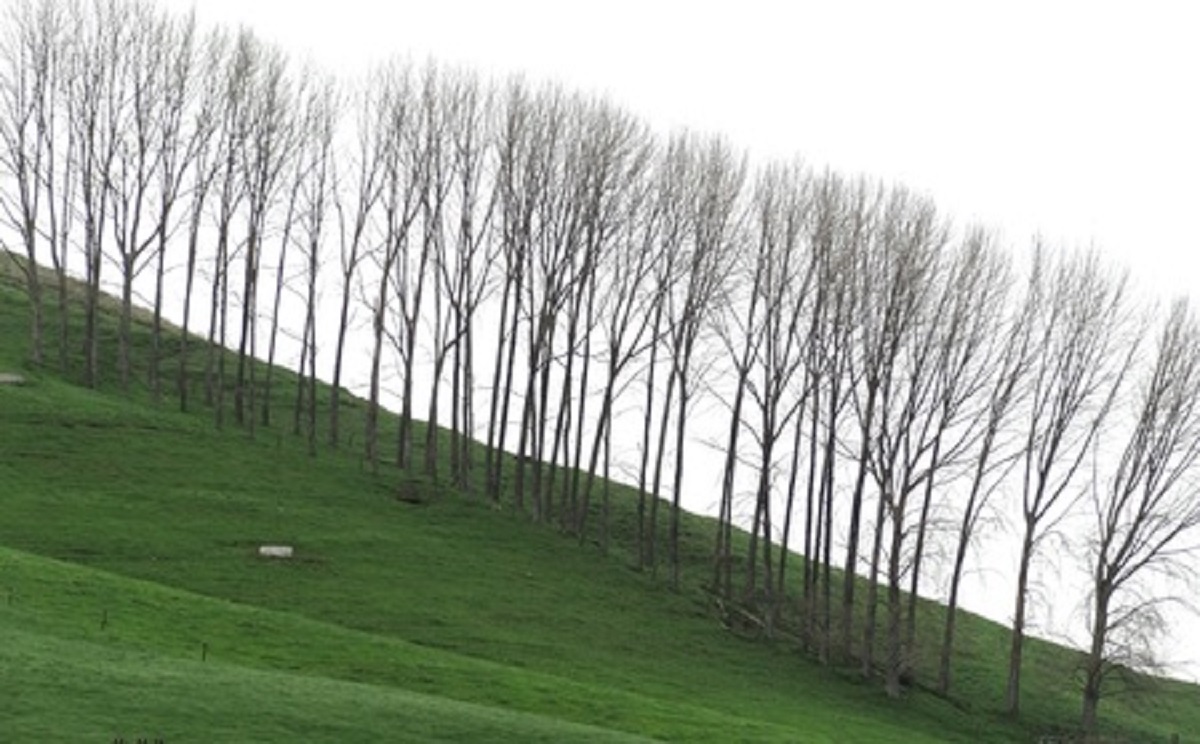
[170,0,1200,303]
[159,0,1200,681]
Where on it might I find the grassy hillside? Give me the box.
[2,259,1197,742]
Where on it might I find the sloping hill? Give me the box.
[2,260,1198,741]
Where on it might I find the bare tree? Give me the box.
[261,103,305,427]
[265,73,335,431]
[573,120,657,547]
[506,84,573,519]
[549,100,611,527]
[1006,247,1136,717]
[176,27,227,412]
[803,172,860,662]
[233,41,293,435]
[390,66,441,473]
[1079,299,1200,736]
[204,29,255,424]
[39,0,74,377]
[634,140,687,570]
[834,179,886,663]
[826,178,884,664]
[553,99,648,530]
[0,0,64,367]
[147,10,199,403]
[439,69,497,492]
[334,64,393,456]
[664,135,743,591]
[938,243,1035,695]
[359,63,414,471]
[71,0,128,390]
[483,78,536,505]
[710,196,765,602]
[898,230,1012,686]
[740,162,814,628]
[853,189,945,691]
[415,66,456,481]
[107,2,184,394]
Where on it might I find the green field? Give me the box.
[2,261,1197,742]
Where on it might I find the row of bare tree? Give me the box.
[4,0,1200,735]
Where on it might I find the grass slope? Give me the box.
[2,257,1198,741]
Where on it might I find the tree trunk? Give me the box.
[329,265,355,449]
[84,235,103,389]
[25,259,45,368]
[861,486,888,679]
[776,392,809,628]
[818,373,842,664]
[647,363,677,574]
[1080,585,1109,737]
[204,232,227,410]
[55,245,69,375]
[905,436,942,658]
[841,385,877,662]
[938,521,969,695]
[178,212,201,411]
[577,369,616,542]
[885,504,905,698]
[567,303,593,529]
[531,329,556,521]
[484,275,514,501]
[425,351,449,479]
[150,230,168,403]
[669,378,689,591]
[1006,522,1035,717]
[449,317,463,487]
[494,273,524,502]
[365,273,389,473]
[714,365,750,599]
[235,219,260,432]
[118,257,135,393]
[215,250,230,429]
[799,382,820,639]
[262,219,294,429]
[513,366,537,515]
[19,216,45,368]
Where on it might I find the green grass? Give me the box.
[3,619,655,743]
[2,255,1198,742]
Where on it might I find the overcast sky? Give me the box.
[166,0,1200,305]
[158,0,1200,679]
